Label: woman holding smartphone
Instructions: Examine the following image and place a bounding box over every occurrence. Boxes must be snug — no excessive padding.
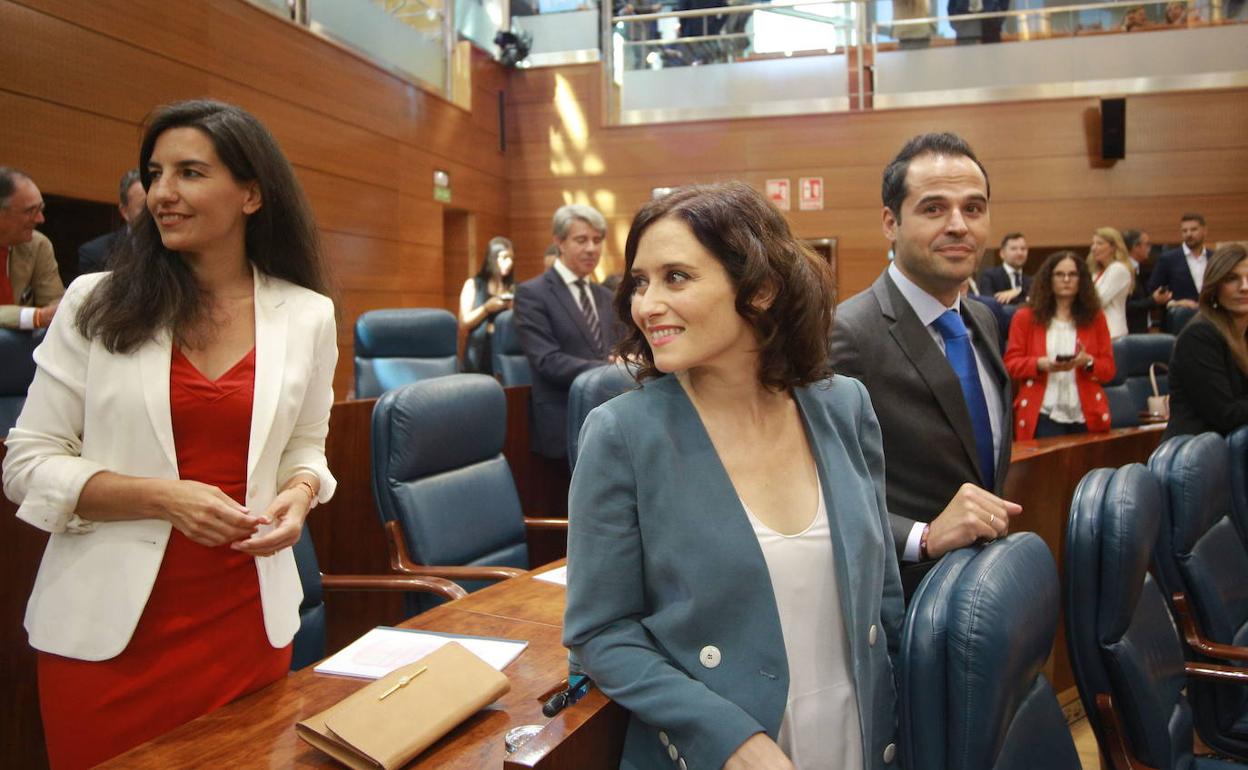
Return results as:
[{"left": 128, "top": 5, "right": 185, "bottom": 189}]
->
[
  {"left": 459, "top": 236, "right": 515, "bottom": 374},
  {"left": 1005, "top": 250, "right": 1116, "bottom": 439}
]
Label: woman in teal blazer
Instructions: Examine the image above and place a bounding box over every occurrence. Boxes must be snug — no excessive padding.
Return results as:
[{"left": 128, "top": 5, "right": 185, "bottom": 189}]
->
[{"left": 564, "top": 183, "right": 904, "bottom": 770}]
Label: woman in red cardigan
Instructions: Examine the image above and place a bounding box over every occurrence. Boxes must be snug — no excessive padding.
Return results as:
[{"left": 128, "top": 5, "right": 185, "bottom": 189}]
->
[{"left": 1005, "top": 250, "right": 1116, "bottom": 440}]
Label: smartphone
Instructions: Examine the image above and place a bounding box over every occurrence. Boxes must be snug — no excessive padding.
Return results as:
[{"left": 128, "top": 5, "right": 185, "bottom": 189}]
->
[
  {"left": 1055, "top": 353, "right": 1075, "bottom": 363},
  {"left": 497, "top": 292, "right": 514, "bottom": 301}
]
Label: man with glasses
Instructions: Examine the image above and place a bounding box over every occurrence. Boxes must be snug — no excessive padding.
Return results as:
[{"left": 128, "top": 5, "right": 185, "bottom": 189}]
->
[{"left": 0, "top": 168, "right": 63, "bottom": 330}]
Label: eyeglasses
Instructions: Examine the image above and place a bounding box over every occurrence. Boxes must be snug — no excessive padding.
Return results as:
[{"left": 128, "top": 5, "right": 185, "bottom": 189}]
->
[{"left": 2, "top": 201, "right": 45, "bottom": 220}]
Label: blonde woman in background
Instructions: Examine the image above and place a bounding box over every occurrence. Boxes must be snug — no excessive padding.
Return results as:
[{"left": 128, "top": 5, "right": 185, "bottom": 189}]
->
[{"left": 1088, "top": 226, "right": 1134, "bottom": 339}]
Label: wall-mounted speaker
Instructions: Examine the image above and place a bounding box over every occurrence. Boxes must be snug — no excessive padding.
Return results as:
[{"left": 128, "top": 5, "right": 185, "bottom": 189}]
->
[{"left": 1101, "top": 98, "right": 1126, "bottom": 160}]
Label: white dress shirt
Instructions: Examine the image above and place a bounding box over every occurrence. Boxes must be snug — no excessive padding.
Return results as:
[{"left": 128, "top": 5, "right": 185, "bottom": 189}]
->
[
  {"left": 1183, "top": 243, "right": 1209, "bottom": 292},
  {"left": 552, "top": 257, "right": 601, "bottom": 319}
]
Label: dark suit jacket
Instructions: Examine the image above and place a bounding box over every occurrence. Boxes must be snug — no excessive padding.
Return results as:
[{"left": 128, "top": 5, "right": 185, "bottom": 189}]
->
[
  {"left": 1149, "top": 247, "right": 1208, "bottom": 303},
  {"left": 1126, "top": 260, "right": 1156, "bottom": 334},
  {"left": 514, "top": 267, "right": 620, "bottom": 459},
  {"left": 830, "top": 271, "right": 1013, "bottom": 591},
  {"left": 76, "top": 229, "right": 124, "bottom": 275},
  {"left": 976, "top": 265, "right": 1032, "bottom": 305},
  {"left": 1163, "top": 314, "right": 1248, "bottom": 439}
]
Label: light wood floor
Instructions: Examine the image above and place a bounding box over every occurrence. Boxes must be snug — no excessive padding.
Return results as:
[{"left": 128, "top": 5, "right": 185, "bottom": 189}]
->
[{"left": 1071, "top": 716, "right": 1102, "bottom": 770}]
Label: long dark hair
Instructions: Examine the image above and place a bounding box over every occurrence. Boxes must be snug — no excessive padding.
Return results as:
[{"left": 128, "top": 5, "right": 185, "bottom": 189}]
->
[
  {"left": 1198, "top": 243, "right": 1248, "bottom": 377},
  {"left": 77, "top": 100, "right": 332, "bottom": 352},
  {"left": 614, "top": 182, "right": 834, "bottom": 391},
  {"left": 474, "top": 236, "right": 515, "bottom": 289},
  {"left": 1029, "top": 250, "right": 1101, "bottom": 327}
]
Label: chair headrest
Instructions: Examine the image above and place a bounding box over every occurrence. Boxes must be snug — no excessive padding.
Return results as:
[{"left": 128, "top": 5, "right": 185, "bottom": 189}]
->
[
  {"left": 1098, "top": 464, "right": 1163, "bottom": 642},
  {"left": 492, "top": 310, "right": 522, "bottom": 356},
  {"left": 0, "top": 329, "right": 39, "bottom": 394},
  {"left": 1167, "top": 432, "right": 1230, "bottom": 553},
  {"left": 1108, "top": 334, "right": 1176, "bottom": 385},
  {"left": 1229, "top": 426, "right": 1248, "bottom": 525},
  {"left": 372, "top": 374, "right": 505, "bottom": 481},
  {"left": 567, "top": 362, "right": 637, "bottom": 468},
  {"left": 354, "top": 309, "right": 457, "bottom": 358},
  {"left": 946, "top": 534, "right": 1060, "bottom": 768}
]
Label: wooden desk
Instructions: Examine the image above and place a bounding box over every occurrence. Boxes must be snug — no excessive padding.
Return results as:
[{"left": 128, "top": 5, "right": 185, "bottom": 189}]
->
[{"left": 102, "top": 562, "right": 626, "bottom": 769}]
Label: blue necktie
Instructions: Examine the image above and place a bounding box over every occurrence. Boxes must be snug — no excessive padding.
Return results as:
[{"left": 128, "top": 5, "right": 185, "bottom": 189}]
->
[{"left": 931, "top": 309, "right": 996, "bottom": 490}]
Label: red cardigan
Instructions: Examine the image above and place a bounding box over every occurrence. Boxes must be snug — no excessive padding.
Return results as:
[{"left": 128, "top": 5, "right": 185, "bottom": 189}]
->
[{"left": 1003, "top": 307, "right": 1116, "bottom": 440}]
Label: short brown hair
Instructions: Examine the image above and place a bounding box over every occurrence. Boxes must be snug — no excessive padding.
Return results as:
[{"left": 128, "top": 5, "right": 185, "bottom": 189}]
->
[{"left": 613, "top": 182, "right": 834, "bottom": 390}]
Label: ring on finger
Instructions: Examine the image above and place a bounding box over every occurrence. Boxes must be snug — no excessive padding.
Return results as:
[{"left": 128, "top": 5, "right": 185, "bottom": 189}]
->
[{"left": 989, "top": 513, "right": 996, "bottom": 526}]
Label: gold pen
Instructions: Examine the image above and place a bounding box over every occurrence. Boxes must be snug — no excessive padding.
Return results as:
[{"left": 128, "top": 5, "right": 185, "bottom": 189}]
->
[{"left": 378, "top": 666, "right": 427, "bottom": 701}]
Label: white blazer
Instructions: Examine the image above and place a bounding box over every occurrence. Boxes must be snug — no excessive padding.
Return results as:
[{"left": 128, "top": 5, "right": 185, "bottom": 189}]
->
[{"left": 3, "top": 269, "right": 338, "bottom": 661}]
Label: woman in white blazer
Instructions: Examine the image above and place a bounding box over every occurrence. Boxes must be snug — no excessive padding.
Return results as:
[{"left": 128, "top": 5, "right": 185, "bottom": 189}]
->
[
  {"left": 3, "top": 100, "right": 337, "bottom": 769},
  {"left": 565, "top": 183, "right": 903, "bottom": 770}
]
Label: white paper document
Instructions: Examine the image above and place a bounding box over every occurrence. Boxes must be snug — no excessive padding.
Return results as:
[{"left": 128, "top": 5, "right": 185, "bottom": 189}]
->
[
  {"left": 313, "top": 627, "right": 528, "bottom": 679},
  {"left": 533, "top": 565, "right": 568, "bottom": 586}
]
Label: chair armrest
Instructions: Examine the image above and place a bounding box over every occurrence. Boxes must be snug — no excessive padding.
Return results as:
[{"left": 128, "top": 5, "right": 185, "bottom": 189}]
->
[
  {"left": 320, "top": 573, "right": 468, "bottom": 602},
  {"left": 524, "top": 517, "right": 570, "bottom": 531},
  {"left": 1095, "top": 693, "right": 1160, "bottom": 770},
  {"left": 1185, "top": 662, "right": 1248, "bottom": 684},
  {"left": 1172, "top": 592, "right": 1248, "bottom": 662},
  {"left": 385, "top": 520, "right": 527, "bottom": 581}
]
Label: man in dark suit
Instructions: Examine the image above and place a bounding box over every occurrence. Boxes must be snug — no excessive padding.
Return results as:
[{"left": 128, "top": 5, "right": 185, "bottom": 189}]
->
[
  {"left": 831, "top": 132, "right": 1021, "bottom": 597},
  {"left": 515, "top": 203, "right": 621, "bottom": 461},
  {"left": 977, "top": 231, "right": 1032, "bottom": 305},
  {"left": 77, "top": 169, "right": 144, "bottom": 274},
  {"left": 1148, "top": 212, "right": 1212, "bottom": 308},
  {"left": 1122, "top": 228, "right": 1159, "bottom": 333}
]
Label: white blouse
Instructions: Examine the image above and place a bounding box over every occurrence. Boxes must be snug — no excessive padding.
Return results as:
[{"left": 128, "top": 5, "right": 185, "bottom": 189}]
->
[
  {"left": 1095, "top": 260, "right": 1133, "bottom": 339},
  {"left": 741, "top": 487, "right": 863, "bottom": 770},
  {"left": 1041, "top": 318, "right": 1085, "bottom": 424}
]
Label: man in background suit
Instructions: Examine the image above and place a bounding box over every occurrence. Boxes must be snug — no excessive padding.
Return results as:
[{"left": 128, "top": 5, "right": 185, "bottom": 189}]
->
[
  {"left": 1122, "top": 228, "right": 1159, "bottom": 333},
  {"left": 0, "top": 168, "right": 63, "bottom": 330},
  {"left": 515, "top": 204, "right": 621, "bottom": 461},
  {"left": 77, "top": 169, "right": 145, "bottom": 275},
  {"left": 1149, "top": 212, "right": 1211, "bottom": 308},
  {"left": 831, "top": 132, "right": 1021, "bottom": 597},
  {"left": 977, "top": 231, "right": 1032, "bottom": 305}
]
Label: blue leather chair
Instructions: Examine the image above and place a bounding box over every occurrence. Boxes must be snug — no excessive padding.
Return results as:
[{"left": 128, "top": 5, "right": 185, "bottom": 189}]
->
[
  {"left": 1165, "top": 305, "right": 1199, "bottom": 336},
  {"left": 901, "top": 533, "right": 1080, "bottom": 770},
  {"left": 1066, "top": 463, "right": 1248, "bottom": 770},
  {"left": 566, "top": 361, "right": 636, "bottom": 471},
  {"left": 290, "top": 527, "right": 466, "bottom": 670},
  {"left": 1146, "top": 434, "right": 1195, "bottom": 602},
  {"left": 490, "top": 309, "right": 531, "bottom": 387},
  {"left": 370, "top": 374, "right": 566, "bottom": 614},
  {"left": 1229, "top": 427, "right": 1248, "bottom": 546},
  {"left": 354, "top": 309, "right": 458, "bottom": 399},
  {"left": 1150, "top": 433, "right": 1248, "bottom": 759},
  {"left": 1104, "top": 334, "right": 1175, "bottom": 428},
  {"left": 0, "top": 329, "right": 40, "bottom": 436}
]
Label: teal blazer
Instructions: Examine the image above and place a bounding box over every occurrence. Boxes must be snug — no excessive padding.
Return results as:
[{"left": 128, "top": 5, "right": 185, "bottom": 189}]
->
[{"left": 564, "top": 374, "right": 904, "bottom": 770}]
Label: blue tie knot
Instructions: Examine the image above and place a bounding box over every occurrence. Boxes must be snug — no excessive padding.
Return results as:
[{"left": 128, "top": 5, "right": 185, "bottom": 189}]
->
[{"left": 931, "top": 309, "right": 969, "bottom": 341}]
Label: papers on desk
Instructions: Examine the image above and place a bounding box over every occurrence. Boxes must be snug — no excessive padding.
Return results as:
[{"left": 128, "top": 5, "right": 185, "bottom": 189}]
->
[
  {"left": 533, "top": 565, "right": 567, "bottom": 586},
  {"left": 314, "top": 627, "right": 528, "bottom": 680}
]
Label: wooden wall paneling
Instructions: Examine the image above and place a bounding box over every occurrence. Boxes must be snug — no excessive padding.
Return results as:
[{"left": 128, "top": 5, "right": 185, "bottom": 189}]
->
[
  {"left": 14, "top": 0, "right": 441, "bottom": 151},
  {"left": 0, "top": 91, "right": 139, "bottom": 204},
  {"left": 443, "top": 209, "right": 475, "bottom": 314}
]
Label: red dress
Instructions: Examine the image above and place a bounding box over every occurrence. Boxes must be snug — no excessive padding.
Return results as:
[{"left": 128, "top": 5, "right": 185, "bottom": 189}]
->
[{"left": 37, "top": 348, "right": 291, "bottom": 769}]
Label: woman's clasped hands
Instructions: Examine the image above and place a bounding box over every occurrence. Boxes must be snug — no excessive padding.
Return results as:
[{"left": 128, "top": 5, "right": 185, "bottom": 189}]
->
[{"left": 156, "top": 477, "right": 313, "bottom": 557}]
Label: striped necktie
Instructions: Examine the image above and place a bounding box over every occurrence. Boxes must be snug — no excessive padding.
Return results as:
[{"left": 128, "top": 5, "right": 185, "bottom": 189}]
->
[{"left": 574, "top": 279, "right": 603, "bottom": 355}]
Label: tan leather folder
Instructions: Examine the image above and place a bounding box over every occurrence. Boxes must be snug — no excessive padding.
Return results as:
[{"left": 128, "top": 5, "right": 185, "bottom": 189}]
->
[{"left": 296, "top": 641, "right": 511, "bottom": 769}]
